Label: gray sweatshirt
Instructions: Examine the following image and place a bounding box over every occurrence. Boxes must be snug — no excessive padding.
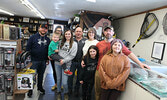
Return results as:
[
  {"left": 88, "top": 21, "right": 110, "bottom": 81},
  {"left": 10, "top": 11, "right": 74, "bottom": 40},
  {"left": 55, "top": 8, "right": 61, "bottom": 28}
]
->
[{"left": 55, "top": 41, "right": 78, "bottom": 65}]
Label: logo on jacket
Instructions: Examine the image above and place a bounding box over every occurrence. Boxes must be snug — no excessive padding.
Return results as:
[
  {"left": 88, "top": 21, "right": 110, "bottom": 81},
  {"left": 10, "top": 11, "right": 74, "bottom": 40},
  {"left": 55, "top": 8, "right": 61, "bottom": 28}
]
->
[{"left": 38, "top": 39, "right": 47, "bottom": 46}]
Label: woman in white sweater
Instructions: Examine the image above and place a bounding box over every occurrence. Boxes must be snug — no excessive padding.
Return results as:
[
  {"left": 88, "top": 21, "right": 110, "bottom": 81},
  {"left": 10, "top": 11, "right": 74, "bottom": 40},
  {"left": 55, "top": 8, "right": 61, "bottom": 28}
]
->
[{"left": 82, "top": 27, "right": 99, "bottom": 56}]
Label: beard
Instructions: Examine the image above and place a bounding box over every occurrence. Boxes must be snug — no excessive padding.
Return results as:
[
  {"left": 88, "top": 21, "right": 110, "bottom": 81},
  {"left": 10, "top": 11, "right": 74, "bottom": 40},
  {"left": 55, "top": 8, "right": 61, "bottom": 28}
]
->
[
  {"left": 40, "top": 32, "right": 46, "bottom": 36},
  {"left": 105, "top": 34, "right": 112, "bottom": 39},
  {"left": 39, "top": 30, "right": 46, "bottom": 36}
]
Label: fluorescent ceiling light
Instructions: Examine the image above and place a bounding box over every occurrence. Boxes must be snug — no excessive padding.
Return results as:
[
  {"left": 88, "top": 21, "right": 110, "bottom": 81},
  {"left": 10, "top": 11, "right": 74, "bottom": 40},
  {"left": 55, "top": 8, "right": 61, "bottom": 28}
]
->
[
  {"left": 86, "top": 0, "right": 96, "bottom": 3},
  {"left": 0, "top": 9, "right": 14, "bottom": 16},
  {"left": 20, "top": 0, "right": 45, "bottom": 19}
]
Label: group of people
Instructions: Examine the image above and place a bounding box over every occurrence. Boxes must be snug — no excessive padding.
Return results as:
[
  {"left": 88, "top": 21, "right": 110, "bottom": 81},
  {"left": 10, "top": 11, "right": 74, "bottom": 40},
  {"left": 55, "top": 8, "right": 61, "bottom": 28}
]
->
[{"left": 26, "top": 24, "right": 150, "bottom": 100}]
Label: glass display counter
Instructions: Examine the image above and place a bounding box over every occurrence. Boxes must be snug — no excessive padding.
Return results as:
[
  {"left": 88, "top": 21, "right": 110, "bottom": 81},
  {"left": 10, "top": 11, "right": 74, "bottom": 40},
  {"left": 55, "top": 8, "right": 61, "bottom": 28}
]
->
[{"left": 119, "top": 61, "right": 167, "bottom": 100}]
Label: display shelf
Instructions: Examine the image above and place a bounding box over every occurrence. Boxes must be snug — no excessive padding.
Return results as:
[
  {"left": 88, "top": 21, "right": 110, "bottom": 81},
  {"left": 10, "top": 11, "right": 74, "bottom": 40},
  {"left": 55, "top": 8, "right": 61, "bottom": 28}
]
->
[
  {"left": 14, "top": 90, "right": 29, "bottom": 94},
  {"left": 0, "top": 15, "right": 54, "bottom": 34},
  {"left": 0, "top": 39, "right": 20, "bottom": 42}
]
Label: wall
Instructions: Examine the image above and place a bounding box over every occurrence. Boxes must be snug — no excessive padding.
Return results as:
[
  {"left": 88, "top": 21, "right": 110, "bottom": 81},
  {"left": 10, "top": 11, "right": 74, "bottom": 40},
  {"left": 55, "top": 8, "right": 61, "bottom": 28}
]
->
[{"left": 117, "top": 8, "right": 167, "bottom": 65}]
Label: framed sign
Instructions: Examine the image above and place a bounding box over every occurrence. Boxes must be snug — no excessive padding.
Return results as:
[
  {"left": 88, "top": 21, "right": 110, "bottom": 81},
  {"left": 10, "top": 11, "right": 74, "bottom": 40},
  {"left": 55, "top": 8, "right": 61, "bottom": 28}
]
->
[
  {"left": 23, "top": 17, "right": 29, "bottom": 23},
  {"left": 151, "top": 42, "right": 166, "bottom": 60}
]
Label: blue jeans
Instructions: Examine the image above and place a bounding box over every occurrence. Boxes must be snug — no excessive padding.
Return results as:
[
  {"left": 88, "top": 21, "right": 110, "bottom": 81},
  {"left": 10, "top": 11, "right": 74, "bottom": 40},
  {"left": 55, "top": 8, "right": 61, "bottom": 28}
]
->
[
  {"left": 30, "top": 61, "right": 46, "bottom": 89},
  {"left": 55, "top": 63, "right": 68, "bottom": 93},
  {"left": 68, "top": 61, "right": 81, "bottom": 91}
]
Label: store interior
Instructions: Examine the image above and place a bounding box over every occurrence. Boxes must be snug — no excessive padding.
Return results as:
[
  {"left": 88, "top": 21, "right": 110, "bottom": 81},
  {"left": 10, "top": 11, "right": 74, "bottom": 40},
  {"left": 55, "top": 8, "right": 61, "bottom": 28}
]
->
[{"left": 0, "top": 0, "right": 167, "bottom": 100}]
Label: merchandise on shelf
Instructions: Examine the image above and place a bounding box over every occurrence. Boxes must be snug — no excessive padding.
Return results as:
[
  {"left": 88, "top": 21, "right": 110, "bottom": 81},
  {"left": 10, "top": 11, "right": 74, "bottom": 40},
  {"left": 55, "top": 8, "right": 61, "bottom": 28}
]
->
[
  {"left": 4, "top": 48, "right": 15, "bottom": 70},
  {"left": 3, "top": 24, "right": 10, "bottom": 40},
  {"left": 0, "top": 47, "right": 4, "bottom": 70},
  {"left": 5, "top": 73, "right": 14, "bottom": 96},
  {"left": 0, "top": 74, "right": 5, "bottom": 92},
  {"left": 0, "top": 24, "right": 2, "bottom": 39},
  {"left": 17, "top": 69, "right": 36, "bottom": 90}
]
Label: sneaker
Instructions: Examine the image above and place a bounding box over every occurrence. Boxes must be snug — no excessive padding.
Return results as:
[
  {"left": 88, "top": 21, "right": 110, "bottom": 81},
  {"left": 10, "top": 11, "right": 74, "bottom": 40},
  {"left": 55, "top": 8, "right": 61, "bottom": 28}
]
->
[
  {"left": 51, "top": 84, "right": 57, "bottom": 90},
  {"left": 64, "top": 93, "right": 69, "bottom": 100},
  {"left": 64, "top": 70, "right": 73, "bottom": 76},
  {"left": 27, "top": 90, "right": 33, "bottom": 97},
  {"left": 57, "top": 92, "right": 61, "bottom": 100},
  {"left": 38, "top": 88, "right": 45, "bottom": 94}
]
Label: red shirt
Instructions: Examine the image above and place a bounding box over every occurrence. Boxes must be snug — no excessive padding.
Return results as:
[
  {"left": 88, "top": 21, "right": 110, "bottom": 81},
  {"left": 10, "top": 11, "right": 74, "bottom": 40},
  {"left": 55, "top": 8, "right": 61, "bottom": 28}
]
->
[{"left": 96, "top": 40, "right": 131, "bottom": 70}]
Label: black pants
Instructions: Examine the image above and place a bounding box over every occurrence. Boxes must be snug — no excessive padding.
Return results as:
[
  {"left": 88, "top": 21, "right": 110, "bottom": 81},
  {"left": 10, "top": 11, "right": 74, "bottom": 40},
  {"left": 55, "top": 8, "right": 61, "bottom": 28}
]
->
[
  {"left": 82, "top": 81, "right": 94, "bottom": 100},
  {"left": 30, "top": 61, "right": 46, "bottom": 89},
  {"left": 68, "top": 61, "right": 81, "bottom": 91},
  {"left": 50, "top": 54, "right": 66, "bottom": 70},
  {"left": 100, "top": 88, "right": 121, "bottom": 100},
  {"left": 51, "top": 60, "right": 57, "bottom": 84}
]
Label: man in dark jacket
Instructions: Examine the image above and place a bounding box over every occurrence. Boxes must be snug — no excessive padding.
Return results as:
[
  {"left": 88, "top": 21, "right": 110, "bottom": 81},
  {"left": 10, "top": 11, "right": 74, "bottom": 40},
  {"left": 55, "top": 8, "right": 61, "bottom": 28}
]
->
[{"left": 26, "top": 24, "right": 50, "bottom": 96}]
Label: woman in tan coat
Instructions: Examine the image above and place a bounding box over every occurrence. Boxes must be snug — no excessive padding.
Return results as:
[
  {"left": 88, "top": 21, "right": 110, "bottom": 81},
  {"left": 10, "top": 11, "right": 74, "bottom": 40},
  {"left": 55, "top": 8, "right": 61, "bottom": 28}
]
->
[{"left": 99, "top": 39, "right": 130, "bottom": 100}]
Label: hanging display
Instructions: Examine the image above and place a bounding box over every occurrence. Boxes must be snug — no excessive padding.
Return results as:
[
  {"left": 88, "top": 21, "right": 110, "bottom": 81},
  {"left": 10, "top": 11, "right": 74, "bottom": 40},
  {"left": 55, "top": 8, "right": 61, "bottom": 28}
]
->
[
  {"left": 162, "top": 13, "right": 167, "bottom": 35},
  {"left": 132, "top": 12, "right": 159, "bottom": 48}
]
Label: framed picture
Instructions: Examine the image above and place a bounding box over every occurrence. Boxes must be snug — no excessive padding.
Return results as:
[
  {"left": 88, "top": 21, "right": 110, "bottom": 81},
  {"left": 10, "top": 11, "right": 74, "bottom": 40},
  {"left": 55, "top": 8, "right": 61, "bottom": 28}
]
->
[
  {"left": 23, "top": 17, "right": 29, "bottom": 23},
  {"left": 48, "top": 20, "right": 54, "bottom": 24},
  {"left": 34, "top": 20, "right": 38, "bottom": 24},
  {"left": 30, "top": 19, "right": 34, "bottom": 23},
  {"left": 151, "top": 42, "right": 166, "bottom": 60}
]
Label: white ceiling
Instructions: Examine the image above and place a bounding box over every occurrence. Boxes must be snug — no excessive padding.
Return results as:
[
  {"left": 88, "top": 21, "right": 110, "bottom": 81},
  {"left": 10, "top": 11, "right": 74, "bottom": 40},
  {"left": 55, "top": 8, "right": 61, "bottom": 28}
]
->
[{"left": 0, "top": 0, "right": 167, "bottom": 21}]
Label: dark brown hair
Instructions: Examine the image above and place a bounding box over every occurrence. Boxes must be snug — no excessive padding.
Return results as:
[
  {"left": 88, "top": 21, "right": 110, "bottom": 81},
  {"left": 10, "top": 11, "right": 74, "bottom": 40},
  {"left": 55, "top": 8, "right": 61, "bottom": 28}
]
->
[
  {"left": 83, "top": 45, "right": 99, "bottom": 63},
  {"left": 60, "top": 29, "right": 73, "bottom": 49}
]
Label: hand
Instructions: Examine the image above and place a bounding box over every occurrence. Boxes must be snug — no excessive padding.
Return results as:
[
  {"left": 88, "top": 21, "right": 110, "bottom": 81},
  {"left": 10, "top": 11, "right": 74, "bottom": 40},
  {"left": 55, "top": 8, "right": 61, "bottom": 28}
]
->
[
  {"left": 55, "top": 50, "right": 59, "bottom": 52},
  {"left": 60, "top": 59, "right": 64, "bottom": 65},
  {"left": 80, "top": 81, "right": 83, "bottom": 84},
  {"left": 139, "top": 63, "right": 151, "bottom": 69},
  {"left": 48, "top": 56, "right": 52, "bottom": 60},
  {"left": 81, "top": 60, "right": 85, "bottom": 68}
]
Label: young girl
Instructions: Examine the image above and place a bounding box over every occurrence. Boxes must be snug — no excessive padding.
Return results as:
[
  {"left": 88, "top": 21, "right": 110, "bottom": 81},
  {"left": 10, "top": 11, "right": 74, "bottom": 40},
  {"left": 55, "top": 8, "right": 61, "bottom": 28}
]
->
[
  {"left": 80, "top": 45, "right": 99, "bottom": 100},
  {"left": 99, "top": 39, "right": 131, "bottom": 100}
]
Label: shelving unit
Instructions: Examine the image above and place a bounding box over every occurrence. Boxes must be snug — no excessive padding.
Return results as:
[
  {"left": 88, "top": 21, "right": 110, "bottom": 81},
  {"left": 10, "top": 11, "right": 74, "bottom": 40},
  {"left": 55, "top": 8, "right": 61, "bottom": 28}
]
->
[
  {"left": 0, "top": 15, "right": 54, "bottom": 34},
  {"left": 0, "top": 39, "right": 30, "bottom": 100}
]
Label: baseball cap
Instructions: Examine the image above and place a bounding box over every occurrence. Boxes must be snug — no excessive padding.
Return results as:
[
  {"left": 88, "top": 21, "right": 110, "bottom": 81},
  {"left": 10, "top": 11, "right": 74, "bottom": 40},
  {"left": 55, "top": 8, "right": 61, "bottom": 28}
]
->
[
  {"left": 104, "top": 26, "right": 114, "bottom": 31},
  {"left": 40, "top": 24, "right": 48, "bottom": 29}
]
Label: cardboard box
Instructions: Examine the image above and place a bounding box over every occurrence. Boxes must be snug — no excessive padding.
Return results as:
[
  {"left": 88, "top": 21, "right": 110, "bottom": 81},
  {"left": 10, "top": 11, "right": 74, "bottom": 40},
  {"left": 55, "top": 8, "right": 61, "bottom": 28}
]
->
[{"left": 17, "top": 74, "right": 34, "bottom": 90}]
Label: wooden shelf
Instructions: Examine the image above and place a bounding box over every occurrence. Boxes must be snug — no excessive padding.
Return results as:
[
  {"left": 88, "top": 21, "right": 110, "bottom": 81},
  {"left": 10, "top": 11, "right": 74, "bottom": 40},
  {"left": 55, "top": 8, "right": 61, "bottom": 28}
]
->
[
  {"left": 14, "top": 89, "right": 29, "bottom": 94},
  {"left": 0, "top": 39, "right": 19, "bottom": 42}
]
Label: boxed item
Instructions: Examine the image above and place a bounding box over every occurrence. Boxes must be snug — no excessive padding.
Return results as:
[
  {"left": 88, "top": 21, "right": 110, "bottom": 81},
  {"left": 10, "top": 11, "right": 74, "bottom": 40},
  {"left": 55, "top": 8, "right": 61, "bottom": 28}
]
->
[
  {"left": 0, "top": 47, "right": 4, "bottom": 70},
  {"left": 9, "top": 27, "right": 18, "bottom": 40},
  {"left": 5, "top": 73, "right": 14, "bottom": 96},
  {"left": 17, "top": 74, "right": 33, "bottom": 90},
  {"left": 4, "top": 48, "right": 15, "bottom": 70},
  {"left": 17, "top": 69, "right": 35, "bottom": 90},
  {"left": 3, "top": 24, "right": 9, "bottom": 40},
  {"left": 0, "top": 92, "right": 6, "bottom": 100},
  {"left": 0, "top": 24, "right": 2, "bottom": 39}
]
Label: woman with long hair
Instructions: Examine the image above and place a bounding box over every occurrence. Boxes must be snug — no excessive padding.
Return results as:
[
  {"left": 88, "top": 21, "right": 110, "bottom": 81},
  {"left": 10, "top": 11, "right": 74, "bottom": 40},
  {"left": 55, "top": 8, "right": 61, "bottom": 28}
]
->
[{"left": 55, "top": 29, "right": 77, "bottom": 100}]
